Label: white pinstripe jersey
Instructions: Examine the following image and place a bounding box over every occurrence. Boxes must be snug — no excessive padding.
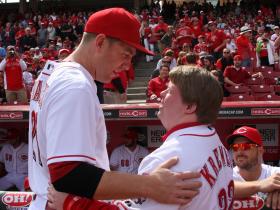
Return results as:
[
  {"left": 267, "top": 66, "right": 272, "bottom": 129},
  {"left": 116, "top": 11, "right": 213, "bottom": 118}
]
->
[
  {"left": 0, "top": 142, "right": 28, "bottom": 175},
  {"left": 110, "top": 145, "right": 149, "bottom": 174},
  {"left": 111, "top": 124, "right": 234, "bottom": 210},
  {"left": 28, "top": 61, "right": 109, "bottom": 210}
]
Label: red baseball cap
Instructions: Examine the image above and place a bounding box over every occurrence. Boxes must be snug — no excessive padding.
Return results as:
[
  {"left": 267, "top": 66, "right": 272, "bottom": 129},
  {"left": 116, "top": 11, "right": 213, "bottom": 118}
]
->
[
  {"left": 39, "top": 58, "right": 46, "bottom": 63},
  {"left": 234, "top": 55, "right": 242, "bottom": 61},
  {"left": 226, "top": 126, "right": 263, "bottom": 146},
  {"left": 84, "top": 8, "right": 154, "bottom": 56},
  {"left": 58, "top": 48, "right": 70, "bottom": 56}
]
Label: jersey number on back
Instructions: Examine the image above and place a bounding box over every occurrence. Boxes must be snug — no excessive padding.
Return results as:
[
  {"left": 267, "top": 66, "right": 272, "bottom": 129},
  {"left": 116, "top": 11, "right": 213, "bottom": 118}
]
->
[
  {"left": 218, "top": 180, "right": 234, "bottom": 210},
  {"left": 31, "top": 111, "right": 43, "bottom": 166}
]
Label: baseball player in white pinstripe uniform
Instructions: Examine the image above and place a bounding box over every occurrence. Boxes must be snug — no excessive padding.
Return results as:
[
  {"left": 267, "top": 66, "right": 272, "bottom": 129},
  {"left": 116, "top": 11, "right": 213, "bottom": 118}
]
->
[
  {"left": 110, "top": 128, "right": 149, "bottom": 174},
  {"left": 0, "top": 128, "right": 28, "bottom": 191}
]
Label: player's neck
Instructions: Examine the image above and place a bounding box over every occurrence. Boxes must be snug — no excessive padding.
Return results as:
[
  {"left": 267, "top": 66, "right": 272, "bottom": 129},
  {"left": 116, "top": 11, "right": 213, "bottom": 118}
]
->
[
  {"left": 238, "top": 164, "right": 262, "bottom": 181},
  {"left": 11, "top": 142, "right": 21, "bottom": 149},
  {"left": 126, "top": 145, "right": 137, "bottom": 152}
]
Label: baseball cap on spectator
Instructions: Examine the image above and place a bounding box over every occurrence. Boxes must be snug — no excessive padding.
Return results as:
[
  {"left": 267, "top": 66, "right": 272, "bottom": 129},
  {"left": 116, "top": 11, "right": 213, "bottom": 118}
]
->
[
  {"left": 58, "top": 48, "right": 70, "bottom": 56},
  {"left": 226, "top": 34, "right": 232, "bottom": 39},
  {"left": 4, "top": 128, "right": 20, "bottom": 140},
  {"left": 234, "top": 55, "right": 242, "bottom": 61},
  {"left": 84, "top": 8, "right": 154, "bottom": 56},
  {"left": 199, "top": 51, "right": 208, "bottom": 59},
  {"left": 28, "top": 21, "right": 33, "bottom": 25},
  {"left": 41, "top": 48, "right": 48, "bottom": 52},
  {"left": 39, "top": 58, "right": 46, "bottom": 63},
  {"left": 208, "top": 21, "right": 215, "bottom": 26},
  {"left": 165, "top": 49, "right": 174, "bottom": 57},
  {"left": 198, "top": 34, "right": 205, "bottom": 39},
  {"left": 240, "top": 26, "right": 251, "bottom": 35},
  {"left": 273, "top": 26, "right": 279, "bottom": 30},
  {"left": 226, "top": 126, "right": 263, "bottom": 146}
]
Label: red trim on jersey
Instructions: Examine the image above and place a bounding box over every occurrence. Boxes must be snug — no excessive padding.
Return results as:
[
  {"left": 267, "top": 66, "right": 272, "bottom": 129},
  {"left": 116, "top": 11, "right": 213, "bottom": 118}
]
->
[
  {"left": 179, "top": 130, "right": 216, "bottom": 137},
  {"left": 48, "top": 155, "right": 96, "bottom": 162},
  {"left": 161, "top": 122, "right": 202, "bottom": 141},
  {"left": 42, "top": 72, "right": 51, "bottom": 76},
  {"left": 48, "top": 162, "right": 80, "bottom": 182}
]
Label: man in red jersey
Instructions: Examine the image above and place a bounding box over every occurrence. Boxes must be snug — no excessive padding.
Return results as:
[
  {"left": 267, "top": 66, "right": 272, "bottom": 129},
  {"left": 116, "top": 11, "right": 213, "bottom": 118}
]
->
[
  {"left": 236, "top": 26, "right": 253, "bottom": 68},
  {"left": 0, "top": 45, "right": 28, "bottom": 103},
  {"left": 206, "top": 21, "right": 227, "bottom": 61}
]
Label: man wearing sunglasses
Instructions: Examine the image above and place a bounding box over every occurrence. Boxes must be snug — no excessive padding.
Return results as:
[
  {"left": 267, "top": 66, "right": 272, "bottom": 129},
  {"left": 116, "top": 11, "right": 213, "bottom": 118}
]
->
[{"left": 227, "top": 126, "right": 280, "bottom": 209}]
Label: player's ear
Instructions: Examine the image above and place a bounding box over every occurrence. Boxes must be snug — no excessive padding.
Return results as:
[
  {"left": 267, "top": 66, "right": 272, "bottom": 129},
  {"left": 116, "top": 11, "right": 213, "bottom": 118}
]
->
[
  {"left": 258, "top": 146, "right": 264, "bottom": 156},
  {"left": 94, "top": 34, "right": 107, "bottom": 51}
]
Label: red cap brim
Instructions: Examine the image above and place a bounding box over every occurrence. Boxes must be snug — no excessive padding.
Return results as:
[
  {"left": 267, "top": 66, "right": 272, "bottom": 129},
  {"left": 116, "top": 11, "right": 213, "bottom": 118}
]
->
[{"left": 122, "top": 39, "right": 155, "bottom": 56}]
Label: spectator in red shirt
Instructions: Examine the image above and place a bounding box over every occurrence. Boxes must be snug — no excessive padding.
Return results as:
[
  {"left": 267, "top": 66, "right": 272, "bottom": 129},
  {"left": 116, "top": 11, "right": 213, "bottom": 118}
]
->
[
  {"left": 0, "top": 45, "right": 28, "bottom": 103},
  {"left": 223, "top": 55, "right": 263, "bottom": 87},
  {"left": 193, "top": 35, "right": 209, "bottom": 55},
  {"left": 175, "top": 21, "right": 194, "bottom": 48},
  {"left": 190, "top": 17, "right": 202, "bottom": 45},
  {"left": 154, "top": 17, "right": 168, "bottom": 50},
  {"left": 206, "top": 21, "right": 227, "bottom": 61},
  {"left": 235, "top": 26, "right": 253, "bottom": 67},
  {"left": 28, "top": 22, "right": 37, "bottom": 37},
  {"left": 147, "top": 65, "right": 169, "bottom": 102},
  {"left": 15, "top": 24, "right": 25, "bottom": 45}
]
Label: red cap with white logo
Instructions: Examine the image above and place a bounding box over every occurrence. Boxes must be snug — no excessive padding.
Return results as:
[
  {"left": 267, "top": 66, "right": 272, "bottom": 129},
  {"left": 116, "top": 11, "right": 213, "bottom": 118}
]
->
[{"left": 226, "top": 126, "right": 263, "bottom": 146}]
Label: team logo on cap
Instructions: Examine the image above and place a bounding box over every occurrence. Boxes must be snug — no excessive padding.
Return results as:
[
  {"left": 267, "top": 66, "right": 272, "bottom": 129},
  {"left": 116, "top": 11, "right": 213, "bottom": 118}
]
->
[{"left": 236, "top": 127, "right": 248, "bottom": 134}]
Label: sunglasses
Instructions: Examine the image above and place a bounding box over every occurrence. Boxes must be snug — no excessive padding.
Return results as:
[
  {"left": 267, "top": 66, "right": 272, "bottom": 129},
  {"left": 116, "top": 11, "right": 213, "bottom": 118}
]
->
[
  {"left": 231, "top": 143, "right": 259, "bottom": 152},
  {"left": 223, "top": 51, "right": 230, "bottom": 54}
]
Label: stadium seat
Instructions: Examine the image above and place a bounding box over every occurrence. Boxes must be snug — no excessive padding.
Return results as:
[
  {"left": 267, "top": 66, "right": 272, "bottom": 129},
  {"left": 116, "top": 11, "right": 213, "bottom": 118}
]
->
[
  {"left": 250, "top": 57, "right": 257, "bottom": 70},
  {"left": 261, "top": 70, "right": 274, "bottom": 78},
  {"left": 255, "top": 94, "right": 280, "bottom": 101},
  {"left": 274, "top": 85, "right": 280, "bottom": 95},
  {"left": 241, "top": 66, "right": 253, "bottom": 74},
  {"left": 246, "top": 77, "right": 264, "bottom": 86},
  {"left": 223, "top": 94, "right": 255, "bottom": 101},
  {"left": 255, "top": 66, "right": 274, "bottom": 73},
  {"left": 264, "top": 77, "right": 278, "bottom": 85},
  {"left": 274, "top": 62, "right": 280, "bottom": 72},
  {"left": 251, "top": 85, "right": 274, "bottom": 97},
  {"left": 225, "top": 85, "right": 249, "bottom": 94}
]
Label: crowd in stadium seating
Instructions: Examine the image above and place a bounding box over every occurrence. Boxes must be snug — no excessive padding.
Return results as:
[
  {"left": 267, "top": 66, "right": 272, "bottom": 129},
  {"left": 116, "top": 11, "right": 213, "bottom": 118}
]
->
[
  {"left": 0, "top": 1, "right": 280, "bottom": 104},
  {"left": 143, "top": 0, "right": 280, "bottom": 102}
]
